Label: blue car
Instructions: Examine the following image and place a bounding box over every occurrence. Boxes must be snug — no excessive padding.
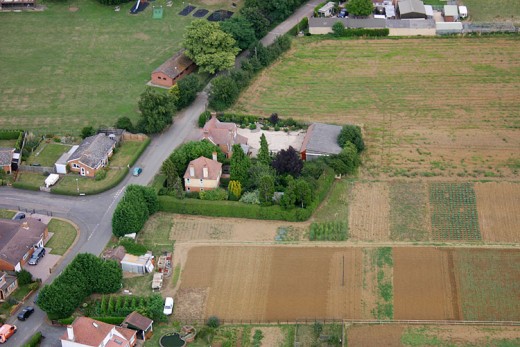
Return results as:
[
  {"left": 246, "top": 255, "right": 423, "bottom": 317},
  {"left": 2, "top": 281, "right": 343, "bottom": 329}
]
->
[{"left": 133, "top": 167, "right": 143, "bottom": 176}]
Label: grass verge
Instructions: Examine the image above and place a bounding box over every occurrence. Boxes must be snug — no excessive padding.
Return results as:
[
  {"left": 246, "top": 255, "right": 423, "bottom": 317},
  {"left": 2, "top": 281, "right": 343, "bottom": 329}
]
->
[{"left": 46, "top": 219, "right": 78, "bottom": 255}]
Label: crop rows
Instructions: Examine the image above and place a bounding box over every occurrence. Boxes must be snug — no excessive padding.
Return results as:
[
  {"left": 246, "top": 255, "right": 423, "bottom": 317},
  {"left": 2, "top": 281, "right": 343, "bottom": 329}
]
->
[{"left": 429, "top": 183, "right": 481, "bottom": 241}]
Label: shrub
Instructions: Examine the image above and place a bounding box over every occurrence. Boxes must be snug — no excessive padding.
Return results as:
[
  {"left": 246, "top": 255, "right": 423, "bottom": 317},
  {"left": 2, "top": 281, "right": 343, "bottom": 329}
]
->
[
  {"left": 199, "top": 188, "right": 228, "bottom": 201},
  {"left": 288, "top": 17, "right": 309, "bottom": 35},
  {"left": 23, "top": 332, "right": 42, "bottom": 347},
  {"left": 198, "top": 111, "right": 212, "bottom": 128},
  {"left": 332, "top": 22, "right": 346, "bottom": 37},
  {"left": 239, "top": 190, "right": 261, "bottom": 205},
  {"left": 249, "top": 123, "right": 257, "bottom": 130},
  {"left": 119, "top": 238, "right": 147, "bottom": 255},
  {"left": 114, "top": 117, "right": 135, "bottom": 133},
  {"left": 207, "top": 316, "right": 221, "bottom": 328},
  {"left": 112, "top": 185, "right": 158, "bottom": 237},
  {"left": 16, "top": 269, "right": 33, "bottom": 286},
  {"left": 95, "top": 0, "right": 131, "bottom": 6},
  {"left": 337, "top": 124, "right": 365, "bottom": 152},
  {"left": 94, "top": 169, "right": 107, "bottom": 181}
]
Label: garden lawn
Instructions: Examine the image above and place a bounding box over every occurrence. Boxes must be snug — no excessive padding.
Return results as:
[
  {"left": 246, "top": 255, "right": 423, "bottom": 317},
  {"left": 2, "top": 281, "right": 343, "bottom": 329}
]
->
[
  {"left": 0, "top": 140, "right": 17, "bottom": 147},
  {"left": 138, "top": 213, "right": 174, "bottom": 254},
  {"left": 122, "top": 273, "right": 153, "bottom": 297},
  {"left": 0, "top": 0, "right": 234, "bottom": 135},
  {"left": 15, "top": 172, "right": 46, "bottom": 190},
  {"left": 110, "top": 140, "right": 149, "bottom": 167},
  {"left": 26, "top": 143, "right": 71, "bottom": 167},
  {"left": 0, "top": 210, "right": 16, "bottom": 219},
  {"left": 461, "top": 0, "right": 520, "bottom": 23},
  {"left": 46, "top": 219, "right": 78, "bottom": 255},
  {"left": 52, "top": 168, "right": 127, "bottom": 195}
]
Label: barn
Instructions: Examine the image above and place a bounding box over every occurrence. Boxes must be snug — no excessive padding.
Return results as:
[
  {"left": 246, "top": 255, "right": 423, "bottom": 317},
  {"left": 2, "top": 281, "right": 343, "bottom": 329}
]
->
[
  {"left": 151, "top": 51, "right": 196, "bottom": 88},
  {"left": 397, "top": 0, "right": 426, "bottom": 19}
]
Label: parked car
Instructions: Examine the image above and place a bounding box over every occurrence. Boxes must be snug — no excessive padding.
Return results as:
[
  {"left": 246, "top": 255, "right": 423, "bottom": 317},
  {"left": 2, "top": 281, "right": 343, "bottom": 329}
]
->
[
  {"left": 17, "top": 306, "right": 35, "bottom": 321},
  {"left": 163, "top": 297, "right": 174, "bottom": 315},
  {"left": 13, "top": 212, "right": 25, "bottom": 220},
  {"left": 28, "top": 247, "right": 45, "bottom": 265},
  {"left": 339, "top": 8, "right": 347, "bottom": 17},
  {"left": 132, "top": 167, "right": 143, "bottom": 177},
  {"left": 0, "top": 324, "right": 17, "bottom": 343}
]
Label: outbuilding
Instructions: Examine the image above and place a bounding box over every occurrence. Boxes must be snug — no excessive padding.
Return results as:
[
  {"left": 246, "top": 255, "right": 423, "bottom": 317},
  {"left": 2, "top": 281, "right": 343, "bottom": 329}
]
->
[
  {"left": 458, "top": 5, "right": 468, "bottom": 19},
  {"left": 397, "top": 0, "right": 426, "bottom": 19},
  {"left": 443, "top": 5, "right": 459, "bottom": 22},
  {"left": 300, "top": 123, "right": 343, "bottom": 161},
  {"left": 318, "top": 2, "right": 336, "bottom": 17},
  {"left": 151, "top": 51, "right": 196, "bottom": 88},
  {"left": 121, "top": 253, "right": 154, "bottom": 274}
]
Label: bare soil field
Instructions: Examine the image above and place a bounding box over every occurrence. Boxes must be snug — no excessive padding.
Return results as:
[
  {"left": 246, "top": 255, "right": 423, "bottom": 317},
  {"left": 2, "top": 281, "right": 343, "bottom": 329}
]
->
[
  {"left": 393, "top": 248, "right": 460, "bottom": 320},
  {"left": 348, "top": 182, "right": 390, "bottom": 241},
  {"left": 475, "top": 182, "right": 520, "bottom": 243},
  {"left": 176, "top": 246, "right": 363, "bottom": 321},
  {"left": 347, "top": 324, "right": 520, "bottom": 346},
  {"left": 233, "top": 38, "right": 520, "bottom": 178},
  {"left": 453, "top": 249, "right": 520, "bottom": 321}
]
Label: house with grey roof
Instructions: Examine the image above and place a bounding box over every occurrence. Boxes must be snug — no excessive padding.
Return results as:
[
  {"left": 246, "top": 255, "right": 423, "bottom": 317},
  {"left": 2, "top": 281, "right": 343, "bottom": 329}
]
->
[
  {"left": 150, "top": 50, "right": 196, "bottom": 88},
  {"left": 67, "top": 133, "right": 116, "bottom": 177},
  {"left": 300, "top": 123, "right": 343, "bottom": 161},
  {"left": 397, "top": 0, "right": 426, "bottom": 19},
  {"left": 0, "top": 148, "right": 15, "bottom": 174}
]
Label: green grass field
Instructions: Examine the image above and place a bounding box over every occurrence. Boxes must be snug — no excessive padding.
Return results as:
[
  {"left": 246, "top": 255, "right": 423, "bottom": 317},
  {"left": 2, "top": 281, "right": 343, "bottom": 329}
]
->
[
  {"left": 46, "top": 218, "right": 78, "bottom": 255},
  {"left": 26, "top": 143, "right": 71, "bottom": 166},
  {"left": 390, "top": 182, "right": 429, "bottom": 241},
  {"left": 462, "top": 0, "right": 520, "bottom": 23},
  {"left": 0, "top": 0, "right": 231, "bottom": 135},
  {"left": 0, "top": 140, "right": 17, "bottom": 148}
]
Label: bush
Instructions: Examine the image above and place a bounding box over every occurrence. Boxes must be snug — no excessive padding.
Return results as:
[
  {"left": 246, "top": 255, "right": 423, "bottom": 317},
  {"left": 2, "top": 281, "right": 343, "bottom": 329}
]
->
[
  {"left": 209, "top": 75, "right": 240, "bottom": 111},
  {"left": 335, "top": 28, "right": 389, "bottom": 37},
  {"left": 337, "top": 125, "right": 365, "bottom": 152},
  {"left": 16, "top": 269, "right": 33, "bottom": 286},
  {"left": 332, "top": 22, "right": 346, "bottom": 37},
  {"left": 198, "top": 111, "right": 212, "bottom": 128},
  {"left": 199, "top": 188, "right": 228, "bottom": 201},
  {"left": 239, "top": 190, "right": 260, "bottom": 205},
  {"left": 95, "top": 0, "right": 131, "bottom": 6},
  {"left": 249, "top": 123, "right": 257, "bottom": 130},
  {"left": 94, "top": 169, "right": 107, "bottom": 181},
  {"left": 56, "top": 317, "right": 75, "bottom": 325},
  {"left": 90, "top": 316, "right": 126, "bottom": 325},
  {"left": 207, "top": 316, "right": 221, "bottom": 328},
  {"left": 23, "top": 332, "right": 42, "bottom": 347},
  {"left": 175, "top": 74, "right": 202, "bottom": 109},
  {"left": 112, "top": 185, "right": 158, "bottom": 237},
  {"left": 114, "top": 117, "right": 135, "bottom": 133},
  {"left": 119, "top": 238, "right": 147, "bottom": 256},
  {"left": 288, "top": 17, "right": 309, "bottom": 36}
]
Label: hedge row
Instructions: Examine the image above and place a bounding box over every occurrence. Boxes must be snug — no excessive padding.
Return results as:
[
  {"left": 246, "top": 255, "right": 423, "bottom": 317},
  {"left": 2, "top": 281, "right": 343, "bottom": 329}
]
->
[
  {"left": 159, "top": 167, "right": 335, "bottom": 222},
  {"left": 335, "top": 27, "right": 389, "bottom": 37},
  {"left": 0, "top": 129, "right": 24, "bottom": 150},
  {"left": 51, "top": 168, "right": 129, "bottom": 196},
  {"left": 23, "top": 332, "right": 42, "bottom": 347},
  {"left": 128, "top": 138, "right": 151, "bottom": 167},
  {"left": 288, "top": 17, "right": 309, "bottom": 36}
]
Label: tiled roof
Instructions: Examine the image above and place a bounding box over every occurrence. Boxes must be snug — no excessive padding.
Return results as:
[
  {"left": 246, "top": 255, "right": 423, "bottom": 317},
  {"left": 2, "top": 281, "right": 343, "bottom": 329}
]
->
[
  {"left": 153, "top": 51, "right": 194, "bottom": 79},
  {"left": 0, "top": 218, "right": 46, "bottom": 266},
  {"left": 184, "top": 156, "right": 222, "bottom": 180},
  {"left": 123, "top": 311, "right": 153, "bottom": 331},
  {"left": 67, "top": 134, "right": 115, "bottom": 169},
  {"left": 60, "top": 317, "right": 135, "bottom": 347},
  {"left": 300, "top": 123, "right": 343, "bottom": 155},
  {"left": 201, "top": 115, "right": 248, "bottom": 151},
  {"left": 0, "top": 148, "right": 14, "bottom": 166}
]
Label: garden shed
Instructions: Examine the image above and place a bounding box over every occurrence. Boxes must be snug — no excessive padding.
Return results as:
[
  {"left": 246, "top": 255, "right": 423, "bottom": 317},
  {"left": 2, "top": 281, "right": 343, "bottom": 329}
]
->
[
  {"left": 318, "top": 2, "right": 335, "bottom": 17},
  {"left": 121, "top": 253, "right": 154, "bottom": 274}
]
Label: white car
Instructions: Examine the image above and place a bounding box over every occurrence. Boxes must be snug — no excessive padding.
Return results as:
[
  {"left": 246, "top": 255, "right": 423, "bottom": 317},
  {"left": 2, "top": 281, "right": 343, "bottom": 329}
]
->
[{"left": 163, "top": 297, "right": 174, "bottom": 315}]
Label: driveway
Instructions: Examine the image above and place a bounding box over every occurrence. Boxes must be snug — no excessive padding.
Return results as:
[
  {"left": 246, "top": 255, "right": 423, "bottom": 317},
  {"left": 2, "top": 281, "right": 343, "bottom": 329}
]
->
[{"left": 23, "top": 250, "right": 61, "bottom": 283}]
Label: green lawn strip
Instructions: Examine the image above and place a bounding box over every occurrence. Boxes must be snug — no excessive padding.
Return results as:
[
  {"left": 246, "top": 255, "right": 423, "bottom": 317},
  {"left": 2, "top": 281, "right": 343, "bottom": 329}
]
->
[
  {"left": 14, "top": 172, "right": 46, "bottom": 190},
  {"left": 372, "top": 247, "right": 393, "bottom": 320},
  {"left": 110, "top": 140, "right": 149, "bottom": 167},
  {"left": 389, "top": 182, "right": 429, "bottom": 241},
  {"left": 0, "top": 139, "right": 17, "bottom": 147},
  {"left": 26, "top": 143, "right": 71, "bottom": 167},
  {"left": 0, "top": 210, "right": 16, "bottom": 219},
  {"left": 454, "top": 249, "right": 520, "bottom": 321},
  {"left": 137, "top": 213, "right": 174, "bottom": 254},
  {"left": 0, "top": 0, "right": 233, "bottom": 134},
  {"left": 51, "top": 168, "right": 128, "bottom": 195},
  {"left": 171, "top": 265, "right": 181, "bottom": 288},
  {"left": 46, "top": 219, "right": 78, "bottom": 255},
  {"left": 313, "top": 179, "right": 351, "bottom": 223}
]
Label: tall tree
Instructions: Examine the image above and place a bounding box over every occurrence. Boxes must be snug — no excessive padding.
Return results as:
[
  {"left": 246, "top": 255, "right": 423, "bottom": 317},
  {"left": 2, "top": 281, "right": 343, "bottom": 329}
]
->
[
  {"left": 272, "top": 146, "right": 303, "bottom": 177},
  {"left": 183, "top": 20, "right": 240, "bottom": 74},
  {"left": 293, "top": 179, "right": 313, "bottom": 208},
  {"left": 337, "top": 124, "right": 365, "bottom": 152},
  {"left": 228, "top": 180, "right": 242, "bottom": 200},
  {"left": 167, "top": 140, "right": 224, "bottom": 178},
  {"left": 230, "top": 144, "right": 251, "bottom": 186},
  {"left": 240, "top": 7, "right": 270, "bottom": 39},
  {"left": 209, "top": 75, "right": 240, "bottom": 111},
  {"left": 137, "top": 88, "right": 176, "bottom": 134},
  {"left": 175, "top": 74, "right": 202, "bottom": 109},
  {"left": 220, "top": 16, "right": 257, "bottom": 51},
  {"left": 346, "top": 0, "right": 374, "bottom": 17},
  {"left": 258, "top": 174, "right": 275, "bottom": 205},
  {"left": 257, "top": 133, "right": 271, "bottom": 166}
]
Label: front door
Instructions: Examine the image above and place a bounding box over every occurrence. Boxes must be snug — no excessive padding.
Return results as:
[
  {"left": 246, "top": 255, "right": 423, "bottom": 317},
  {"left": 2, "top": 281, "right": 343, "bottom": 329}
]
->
[{"left": 80, "top": 167, "right": 85, "bottom": 176}]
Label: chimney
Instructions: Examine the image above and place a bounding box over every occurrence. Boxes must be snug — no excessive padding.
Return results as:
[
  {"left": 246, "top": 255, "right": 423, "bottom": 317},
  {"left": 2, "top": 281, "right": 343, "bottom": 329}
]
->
[
  {"left": 67, "top": 325, "right": 75, "bottom": 341},
  {"left": 212, "top": 152, "right": 217, "bottom": 161},
  {"left": 189, "top": 165, "right": 195, "bottom": 177},
  {"left": 203, "top": 165, "right": 208, "bottom": 178}
]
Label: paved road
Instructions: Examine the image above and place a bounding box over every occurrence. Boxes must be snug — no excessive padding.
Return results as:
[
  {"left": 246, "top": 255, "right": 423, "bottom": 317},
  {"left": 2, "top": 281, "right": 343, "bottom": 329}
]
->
[{"left": 0, "top": 1, "right": 318, "bottom": 343}]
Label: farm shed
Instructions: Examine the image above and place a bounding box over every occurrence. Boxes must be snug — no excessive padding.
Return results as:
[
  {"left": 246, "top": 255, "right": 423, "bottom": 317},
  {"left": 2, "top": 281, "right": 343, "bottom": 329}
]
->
[
  {"left": 151, "top": 50, "right": 196, "bottom": 88},
  {"left": 443, "top": 5, "right": 459, "bottom": 22},
  {"left": 397, "top": 0, "right": 426, "bottom": 19},
  {"left": 387, "top": 18, "right": 436, "bottom": 36},
  {"left": 121, "top": 253, "right": 154, "bottom": 274},
  {"left": 300, "top": 123, "right": 343, "bottom": 161},
  {"left": 318, "top": 2, "right": 336, "bottom": 17},
  {"left": 436, "top": 21, "right": 462, "bottom": 34},
  {"left": 55, "top": 145, "right": 78, "bottom": 174}
]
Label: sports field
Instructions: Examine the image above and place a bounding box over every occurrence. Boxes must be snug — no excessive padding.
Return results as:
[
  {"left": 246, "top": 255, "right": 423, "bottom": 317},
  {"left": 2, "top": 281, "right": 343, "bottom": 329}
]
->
[
  {"left": 233, "top": 37, "right": 520, "bottom": 178},
  {"left": 0, "top": 0, "right": 230, "bottom": 134}
]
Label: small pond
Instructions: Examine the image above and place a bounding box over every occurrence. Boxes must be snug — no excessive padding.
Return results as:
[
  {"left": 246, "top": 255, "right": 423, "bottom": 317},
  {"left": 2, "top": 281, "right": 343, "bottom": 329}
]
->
[{"left": 160, "top": 333, "right": 186, "bottom": 347}]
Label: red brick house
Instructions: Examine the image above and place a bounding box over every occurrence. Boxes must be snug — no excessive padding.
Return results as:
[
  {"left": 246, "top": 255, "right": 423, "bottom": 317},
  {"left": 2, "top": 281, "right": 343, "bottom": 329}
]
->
[
  {"left": 61, "top": 317, "right": 137, "bottom": 347},
  {"left": 200, "top": 114, "right": 248, "bottom": 158},
  {"left": 0, "top": 148, "right": 14, "bottom": 174},
  {"left": 184, "top": 155, "right": 222, "bottom": 192},
  {"left": 67, "top": 134, "right": 116, "bottom": 178},
  {"left": 0, "top": 218, "right": 48, "bottom": 272},
  {"left": 151, "top": 51, "right": 196, "bottom": 88}
]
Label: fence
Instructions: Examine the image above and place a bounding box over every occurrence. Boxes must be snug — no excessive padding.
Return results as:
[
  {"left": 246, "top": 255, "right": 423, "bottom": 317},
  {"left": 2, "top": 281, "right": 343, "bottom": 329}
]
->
[
  {"left": 18, "top": 165, "right": 54, "bottom": 174},
  {"left": 122, "top": 132, "right": 148, "bottom": 141},
  {"left": 463, "top": 22, "right": 517, "bottom": 34}
]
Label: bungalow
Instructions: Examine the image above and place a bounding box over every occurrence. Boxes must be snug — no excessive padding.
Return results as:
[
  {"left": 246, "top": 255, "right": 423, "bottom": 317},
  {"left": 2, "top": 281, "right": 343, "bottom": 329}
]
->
[
  {"left": 200, "top": 114, "right": 248, "bottom": 158},
  {"left": 300, "top": 123, "right": 343, "bottom": 161},
  {"left": 67, "top": 134, "right": 116, "bottom": 177},
  {"left": 151, "top": 51, "right": 196, "bottom": 88},
  {"left": 122, "top": 311, "right": 154, "bottom": 341},
  {"left": 0, "top": 271, "right": 18, "bottom": 301},
  {"left": 0, "top": 148, "right": 14, "bottom": 174},
  {"left": 397, "top": 0, "right": 426, "bottom": 19},
  {"left": 184, "top": 155, "right": 222, "bottom": 192},
  {"left": 0, "top": 218, "right": 48, "bottom": 272},
  {"left": 61, "top": 317, "right": 137, "bottom": 347}
]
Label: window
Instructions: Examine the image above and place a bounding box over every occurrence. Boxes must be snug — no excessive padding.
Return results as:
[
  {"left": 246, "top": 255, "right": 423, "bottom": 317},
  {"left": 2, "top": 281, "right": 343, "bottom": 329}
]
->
[
  {"left": 72, "top": 163, "right": 80, "bottom": 169},
  {"left": 187, "top": 187, "right": 190, "bottom": 191},
  {"left": 200, "top": 179, "right": 203, "bottom": 183},
  {"left": 200, "top": 188, "right": 204, "bottom": 191},
  {"left": 186, "top": 178, "right": 190, "bottom": 184}
]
